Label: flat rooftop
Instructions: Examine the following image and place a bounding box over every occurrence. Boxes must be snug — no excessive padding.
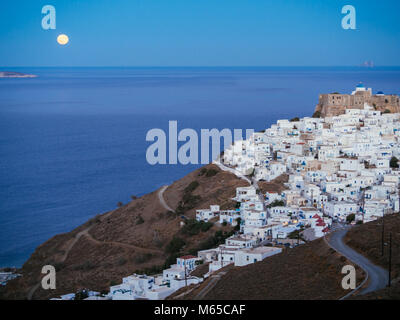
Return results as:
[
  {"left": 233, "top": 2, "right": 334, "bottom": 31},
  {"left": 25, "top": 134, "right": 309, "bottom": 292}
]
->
[{"left": 241, "top": 246, "right": 281, "bottom": 254}]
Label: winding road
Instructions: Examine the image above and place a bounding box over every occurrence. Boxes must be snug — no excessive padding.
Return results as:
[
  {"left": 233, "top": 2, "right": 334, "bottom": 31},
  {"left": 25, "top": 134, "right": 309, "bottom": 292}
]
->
[{"left": 327, "top": 226, "right": 388, "bottom": 297}]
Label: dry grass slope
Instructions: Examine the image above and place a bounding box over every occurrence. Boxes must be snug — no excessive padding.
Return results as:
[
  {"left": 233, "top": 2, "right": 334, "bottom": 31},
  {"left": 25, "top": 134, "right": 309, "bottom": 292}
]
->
[{"left": 172, "top": 238, "right": 364, "bottom": 300}]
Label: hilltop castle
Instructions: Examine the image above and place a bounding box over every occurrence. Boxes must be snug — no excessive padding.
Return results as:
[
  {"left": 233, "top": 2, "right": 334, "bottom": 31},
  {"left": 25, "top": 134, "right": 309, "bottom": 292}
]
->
[{"left": 315, "top": 83, "right": 400, "bottom": 117}]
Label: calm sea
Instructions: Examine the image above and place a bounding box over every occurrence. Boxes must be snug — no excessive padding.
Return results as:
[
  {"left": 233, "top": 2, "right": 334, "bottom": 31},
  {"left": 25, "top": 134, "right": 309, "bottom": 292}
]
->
[{"left": 1, "top": 67, "right": 400, "bottom": 267}]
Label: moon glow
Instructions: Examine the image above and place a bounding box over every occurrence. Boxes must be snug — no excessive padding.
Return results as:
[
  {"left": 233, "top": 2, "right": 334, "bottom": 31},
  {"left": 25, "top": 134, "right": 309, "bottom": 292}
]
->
[{"left": 57, "top": 34, "right": 69, "bottom": 45}]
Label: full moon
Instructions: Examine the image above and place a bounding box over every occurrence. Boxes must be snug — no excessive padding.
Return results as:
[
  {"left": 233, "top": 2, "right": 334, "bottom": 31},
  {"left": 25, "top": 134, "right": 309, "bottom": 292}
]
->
[{"left": 57, "top": 34, "right": 69, "bottom": 45}]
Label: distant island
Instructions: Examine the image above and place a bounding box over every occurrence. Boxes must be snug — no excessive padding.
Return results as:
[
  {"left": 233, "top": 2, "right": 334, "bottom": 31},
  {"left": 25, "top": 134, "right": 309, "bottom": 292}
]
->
[{"left": 0, "top": 71, "right": 37, "bottom": 78}]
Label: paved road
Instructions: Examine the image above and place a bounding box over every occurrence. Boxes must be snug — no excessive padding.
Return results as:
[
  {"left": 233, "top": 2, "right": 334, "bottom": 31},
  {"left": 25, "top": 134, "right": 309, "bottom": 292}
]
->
[
  {"left": 158, "top": 185, "right": 174, "bottom": 212},
  {"left": 327, "top": 226, "right": 388, "bottom": 295}
]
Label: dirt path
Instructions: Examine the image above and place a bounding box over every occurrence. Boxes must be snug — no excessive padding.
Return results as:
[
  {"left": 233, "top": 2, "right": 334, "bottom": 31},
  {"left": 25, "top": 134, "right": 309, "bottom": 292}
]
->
[
  {"left": 26, "top": 283, "right": 40, "bottom": 300},
  {"left": 158, "top": 185, "right": 174, "bottom": 212},
  {"left": 60, "top": 227, "right": 95, "bottom": 262},
  {"left": 83, "top": 229, "right": 163, "bottom": 254},
  {"left": 27, "top": 225, "right": 95, "bottom": 300},
  {"left": 27, "top": 211, "right": 162, "bottom": 300}
]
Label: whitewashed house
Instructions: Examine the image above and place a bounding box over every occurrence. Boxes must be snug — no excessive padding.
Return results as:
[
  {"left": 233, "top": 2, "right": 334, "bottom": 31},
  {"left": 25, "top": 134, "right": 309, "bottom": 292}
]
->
[
  {"left": 234, "top": 247, "right": 282, "bottom": 267},
  {"left": 325, "top": 201, "right": 359, "bottom": 220}
]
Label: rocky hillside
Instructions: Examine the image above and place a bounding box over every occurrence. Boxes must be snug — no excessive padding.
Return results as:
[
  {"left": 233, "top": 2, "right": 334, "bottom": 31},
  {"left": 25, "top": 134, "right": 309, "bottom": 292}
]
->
[{"left": 0, "top": 164, "right": 248, "bottom": 300}]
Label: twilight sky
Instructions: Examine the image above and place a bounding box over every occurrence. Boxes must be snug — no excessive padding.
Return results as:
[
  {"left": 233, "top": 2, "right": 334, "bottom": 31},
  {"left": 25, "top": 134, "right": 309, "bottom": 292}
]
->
[{"left": 1, "top": 0, "right": 400, "bottom": 67}]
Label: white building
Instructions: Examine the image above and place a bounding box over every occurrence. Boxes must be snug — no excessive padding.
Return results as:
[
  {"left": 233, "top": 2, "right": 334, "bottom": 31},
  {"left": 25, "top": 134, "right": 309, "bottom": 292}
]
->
[
  {"left": 325, "top": 201, "right": 359, "bottom": 220},
  {"left": 234, "top": 246, "right": 282, "bottom": 267}
]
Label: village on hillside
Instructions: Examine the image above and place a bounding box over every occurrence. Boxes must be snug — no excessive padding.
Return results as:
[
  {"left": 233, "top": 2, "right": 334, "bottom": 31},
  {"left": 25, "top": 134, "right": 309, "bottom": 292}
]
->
[{"left": 52, "top": 84, "right": 400, "bottom": 300}]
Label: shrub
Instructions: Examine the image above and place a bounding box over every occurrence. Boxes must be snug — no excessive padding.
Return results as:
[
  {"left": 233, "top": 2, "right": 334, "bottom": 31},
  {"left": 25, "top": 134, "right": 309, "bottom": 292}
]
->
[
  {"left": 184, "top": 181, "right": 199, "bottom": 194},
  {"left": 288, "top": 230, "right": 302, "bottom": 239},
  {"left": 177, "top": 194, "right": 202, "bottom": 212},
  {"left": 198, "top": 168, "right": 207, "bottom": 176},
  {"left": 312, "top": 111, "right": 321, "bottom": 118},
  {"left": 163, "top": 254, "right": 180, "bottom": 269},
  {"left": 180, "top": 219, "right": 213, "bottom": 236},
  {"left": 290, "top": 117, "right": 300, "bottom": 122},
  {"left": 133, "top": 253, "right": 153, "bottom": 264},
  {"left": 135, "top": 265, "right": 164, "bottom": 276},
  {"left": 346, "top": 214, "right": 355, "bottom": 223},
  {"left": 136, "top": 215, "right": 144, "bottom": 225},
  {"left": 267, "top": 200, "right": 285, "bottom": 208},
  {"left": 74, "top": 290, "right": 89, "bottom": 300},
  {"left": 188, "top": 229, "right": 234, "bottom": 255},
  {"left": 205, "top": 169, "right": 218, "bottom": 177},
  {"left": 390, "top": 156, "right": 399, "bottom": 168},
  {"left": 176, "top": 180, "right": 202, "bottom": 214},
  {"left": 54, "top": 262, "right": 65, "bottom": 272},
  {"left": 165, "top": 237, "right": 186, "bottom": 255},
  {"left": 234, "top": 218, "right": 241, "bottom": 231},
  {"left": 200, "top": 221, "right": 213, "bottom": 232}
]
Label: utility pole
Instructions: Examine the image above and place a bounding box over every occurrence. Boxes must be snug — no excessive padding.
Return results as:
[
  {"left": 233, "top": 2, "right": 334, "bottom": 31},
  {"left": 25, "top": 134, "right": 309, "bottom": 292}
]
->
[
  {"left": 398, "top": 187, "right": 400, "bottom": 214},
  {"left": 184, "top": 259, "right": 187, "bottom": 288},
  {"left": 388, "top": 232, "right": 392, "bottom": 287},
  {"left": 398, "top": 185, "right": 400, "bottom": 215},
  {"left": 361, "top": 188, "right": 365, "bottom": 224},
  {"left": 220, "top": 247, "right": 223, "bottom": 270},
  {"left": 311, "top": 188, "right": 314, "bottom": 208},
  {"left": 381, "top": 213, "right": 385, "bottom": 257}
]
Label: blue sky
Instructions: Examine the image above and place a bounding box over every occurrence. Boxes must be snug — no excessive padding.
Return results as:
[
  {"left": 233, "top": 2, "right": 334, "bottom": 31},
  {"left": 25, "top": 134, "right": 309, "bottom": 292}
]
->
[{"left": 1, "top": 0, "right": 400, "bottom": 67}]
